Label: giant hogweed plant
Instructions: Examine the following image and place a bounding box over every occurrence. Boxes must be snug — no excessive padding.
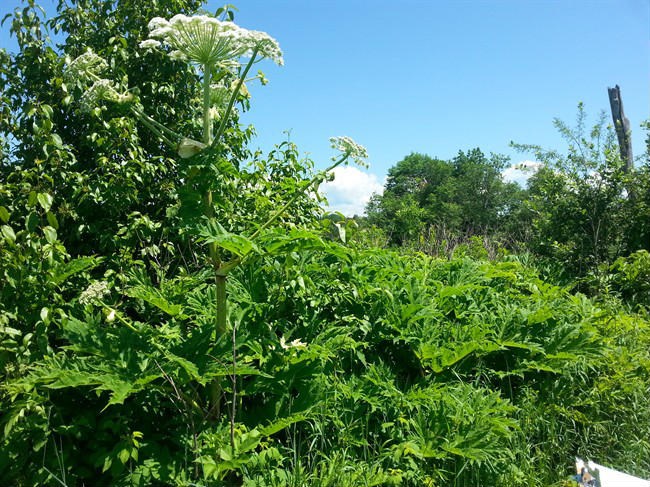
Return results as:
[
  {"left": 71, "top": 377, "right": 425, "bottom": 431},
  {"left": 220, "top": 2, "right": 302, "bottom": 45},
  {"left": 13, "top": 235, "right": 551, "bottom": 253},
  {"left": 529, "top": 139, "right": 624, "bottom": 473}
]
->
[
  {"left": 67, "top": 10, "right": 366, "bottom": 335},
  {"left": 6, "top": 7, "right": 368, "bottom": 484}
]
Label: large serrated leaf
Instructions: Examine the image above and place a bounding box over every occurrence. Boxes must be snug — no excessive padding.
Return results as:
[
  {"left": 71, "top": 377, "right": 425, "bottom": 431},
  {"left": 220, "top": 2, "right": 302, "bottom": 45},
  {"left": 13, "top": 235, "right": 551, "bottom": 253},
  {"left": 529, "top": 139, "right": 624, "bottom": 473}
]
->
[
  {"left": 163, "top": 351, "right": 200, "bottom": 381},
  {"left": 259, "top": 412, "right": 309, "bottom": 437},
  {"left": 105, "top": 380, "right": 137, "bottom": 407},
  {"left": 198, "top": 220, "right": 257, "bottom": 258},
  {"left": 125, "top": 285, "right": 183, "bottom": 317},
  {"left": 51, "top": 257, "right": 101, "bottom": 285},
  {"left": 418, "top": 342, "right": 480, "bottom": 373}
]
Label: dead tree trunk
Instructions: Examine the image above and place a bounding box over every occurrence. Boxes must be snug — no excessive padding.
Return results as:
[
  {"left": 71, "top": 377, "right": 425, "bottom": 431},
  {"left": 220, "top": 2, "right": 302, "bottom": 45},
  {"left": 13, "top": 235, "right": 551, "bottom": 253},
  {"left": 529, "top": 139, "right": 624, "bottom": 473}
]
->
[{"left": 608, "top": 85, "right": 634, "bottom": 172}]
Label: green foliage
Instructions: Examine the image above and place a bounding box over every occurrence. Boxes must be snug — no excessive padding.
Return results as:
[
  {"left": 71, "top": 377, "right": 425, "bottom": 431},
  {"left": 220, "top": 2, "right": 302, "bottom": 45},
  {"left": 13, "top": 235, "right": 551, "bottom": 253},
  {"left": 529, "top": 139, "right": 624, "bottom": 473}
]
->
[
  {"left": 366, "top": 150, "right": 525, "bottom": 249},
  {"left": 366, "top": 106, "right": 650, "bottom": 286},
  {"left": 1, "top": 2, "right": 649, "bottom": 487},
  {"left": 513, "top": 104, "right": 648, "bottom": 279},
  {"left": 586, "top": 250, "right": 650, "bottom": 309}
]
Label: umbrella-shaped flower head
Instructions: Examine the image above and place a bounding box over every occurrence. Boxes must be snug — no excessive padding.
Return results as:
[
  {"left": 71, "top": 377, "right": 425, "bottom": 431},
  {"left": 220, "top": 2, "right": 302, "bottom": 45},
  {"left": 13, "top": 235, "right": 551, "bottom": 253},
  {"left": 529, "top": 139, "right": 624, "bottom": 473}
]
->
[
  {"left": 330, "top": 136, "right": 369, "bottom": 168},
  {"left": 63, "top": 49, "right": 108, "bottom": 85},
  {"left": 140, "top": 14, "right": 283, "bottom": 67}
]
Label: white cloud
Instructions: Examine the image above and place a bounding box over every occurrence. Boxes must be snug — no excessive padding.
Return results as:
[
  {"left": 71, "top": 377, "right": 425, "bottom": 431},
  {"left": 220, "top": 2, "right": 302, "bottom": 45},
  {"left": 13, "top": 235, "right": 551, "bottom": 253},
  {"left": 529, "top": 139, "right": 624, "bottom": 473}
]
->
[
  {"left": 320, "top": 166, "right": 384, "bottom": 217},
  {"left": 502, "top": 160, "right": 543, "bottom": 186}
]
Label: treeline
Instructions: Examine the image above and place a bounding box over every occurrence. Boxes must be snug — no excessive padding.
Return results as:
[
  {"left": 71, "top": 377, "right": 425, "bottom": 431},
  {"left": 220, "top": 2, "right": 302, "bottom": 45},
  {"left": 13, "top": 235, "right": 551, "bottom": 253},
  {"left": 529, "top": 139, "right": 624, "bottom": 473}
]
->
[{"left": 363, "top": 111, "right": 650, "bottom": 285}]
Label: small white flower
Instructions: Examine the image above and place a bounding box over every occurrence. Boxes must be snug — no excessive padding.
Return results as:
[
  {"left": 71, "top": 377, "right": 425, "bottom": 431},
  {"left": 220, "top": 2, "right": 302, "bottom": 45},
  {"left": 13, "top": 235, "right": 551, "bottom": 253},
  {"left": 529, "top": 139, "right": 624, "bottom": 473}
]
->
[
  {"left": 241, "top": 30, "right": 284, "bottom": 66},
  {"left": 168, "top": 50, "right": 188, "bottom": 61},
  {"left": 79, "top": 281, "right": 110, "bottom": 306},
  {"left": 148, "top": 17, "right": 170, "bottom": 31},
  {"left": 279, "top": 336, "right": 307, "bottom": 350},
  {"left": 139, "top": 39, "right": 161, "bottom": 49},
  {"left": 79, "top": 79, "right": 133, "bottom": 113},
  {"left": 330, "top": 136, "right": 369, "bottom": 168}
]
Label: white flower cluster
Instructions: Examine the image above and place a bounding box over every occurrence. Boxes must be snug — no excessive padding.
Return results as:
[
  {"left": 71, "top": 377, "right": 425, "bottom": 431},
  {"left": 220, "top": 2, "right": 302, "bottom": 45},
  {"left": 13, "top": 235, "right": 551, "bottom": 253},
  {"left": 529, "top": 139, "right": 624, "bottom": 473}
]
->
[
  {"left": 79, "top": 280, "right": 110, "bottom": 306},
  {"left": 330, "top": 136, "right": 369, "bottom": 168},
  {"left": 139, "top": 14, "right": 283, "bottom": 67},
  {"left": 79, "top": 79, "right": 131, "bottom": 113},
  {"left": 280, "top": 336, "right": 307, "bottom": 350},
  {"left": 63, "top": 49, "right": 108, "bottom": 85},
  {"left": 64, "top": 50, "right": 133, "bottom": 113}
]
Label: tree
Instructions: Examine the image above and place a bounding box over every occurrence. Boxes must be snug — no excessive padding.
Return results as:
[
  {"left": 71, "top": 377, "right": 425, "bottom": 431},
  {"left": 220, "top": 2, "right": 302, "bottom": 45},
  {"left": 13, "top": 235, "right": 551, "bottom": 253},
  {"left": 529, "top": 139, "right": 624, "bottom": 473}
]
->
[
  {"left": 366, "top": 149, "right": 525, "bottom": 249},
  {"left": 513, "top": 104, "right": 645, "bottom": 278}
]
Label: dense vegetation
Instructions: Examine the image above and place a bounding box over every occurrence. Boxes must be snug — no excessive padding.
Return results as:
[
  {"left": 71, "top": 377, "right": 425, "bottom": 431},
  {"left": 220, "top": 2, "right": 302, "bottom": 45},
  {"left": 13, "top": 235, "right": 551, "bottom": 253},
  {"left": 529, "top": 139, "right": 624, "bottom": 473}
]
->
[
  {"left": 1, "top": 1, "right": 648, "bottom": 486},
  {"left": 366, "top": 110, "right": 650, "bottom": 283}
]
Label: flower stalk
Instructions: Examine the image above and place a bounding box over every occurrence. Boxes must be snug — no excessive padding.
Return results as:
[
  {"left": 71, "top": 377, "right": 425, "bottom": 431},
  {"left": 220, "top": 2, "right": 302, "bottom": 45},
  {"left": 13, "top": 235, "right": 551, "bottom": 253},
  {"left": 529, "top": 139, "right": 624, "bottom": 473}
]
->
[{"left": 202, "top": 66, "right": 213, "bottom": 146}]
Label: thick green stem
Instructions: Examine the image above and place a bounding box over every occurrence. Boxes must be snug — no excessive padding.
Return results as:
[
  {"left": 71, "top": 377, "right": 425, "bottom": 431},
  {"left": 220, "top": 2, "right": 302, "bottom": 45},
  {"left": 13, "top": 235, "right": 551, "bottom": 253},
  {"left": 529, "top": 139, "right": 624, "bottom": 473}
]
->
[
  {"left": 201, "top": 65, "right": 224, "bottom": 330},
  {"left": 215, "top": 275, "right": 227, "bottom": 335},
  {"left": 134, "top": 106, "right": 181, "bottom": 141},
  {"left": 201, "top": 63, "right": 229, "bottom": 423},
  {"left": 202, "top": 67, "right": 213, "bottom": 146},
  {"left": 200, "top": 52, "right": 271, "bottom": 428},
  {"left": 132, "top": 107, "right": 179, "bottom": 148},
  {"left": 211, "top": 48, "right": 259, "bottom": 151}
]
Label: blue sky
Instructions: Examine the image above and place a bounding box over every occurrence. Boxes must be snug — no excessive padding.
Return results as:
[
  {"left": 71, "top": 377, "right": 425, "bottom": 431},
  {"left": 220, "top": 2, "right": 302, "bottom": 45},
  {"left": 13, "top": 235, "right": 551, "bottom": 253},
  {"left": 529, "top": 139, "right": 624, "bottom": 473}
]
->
[{"left": 2, "top": 0, "right": 649, "bottom": 214}]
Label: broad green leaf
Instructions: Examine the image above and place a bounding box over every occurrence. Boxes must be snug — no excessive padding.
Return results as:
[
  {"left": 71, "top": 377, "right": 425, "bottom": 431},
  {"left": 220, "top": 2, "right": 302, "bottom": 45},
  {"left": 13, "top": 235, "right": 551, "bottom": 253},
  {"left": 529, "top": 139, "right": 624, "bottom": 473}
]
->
[
  {"left": 1, "top": 225, "right": 16, "bottom": 244},
  {"left": 1, "top": 326, "right": 21, "bottom": 337},
  {"left": 0, "top": 206, "right": 9, "bottom": 223},
  {"left": 46, "top": 211, "right": 59, "bottom": 229},
  {"left": 203, "top": 362, "right": 267, "bottom": 380},
  {"left": 42, "top": 226, "right": 57, "bottom": 244},
  {"left": 41, "top": 104, "right": 53, "bottom": 119},
  {"left": 118, "top": 448, "right": 131, "bottom": 465},
  {"left": 418, "top": 342, "right": 480, "bottom": 373},
  {"left": 218, "top": 447, "right": 233, "bottom": 462},
  {"left": 105, "top": 381, "right": 138, "bottom": 407},
  {"left": 37, "top": 193, "right": 53, "bottom": 213},
  {"left": 125, "top": 285, "right": 183, "bottom": 317},
  {"left": 498, "top": 340, "right": 543, "bottom": 354},
  {"left": 25, "top": 212, "right": 39, "bottom": 232},
  {"left": 237, "top": 429, "right": 261, "bottom": 453},
  {"left": 262, "top": 229, "right": 326, "bottom": 254},
  {"left": 199, "top": 220, "right": 257, "bottom": 258},
  {"left": 197, "top": 456, "right": 217, "bottom": 477},
  {"left": 50, "top": 133, "right": 63, "bottom": 148},
  {"left": 527, "top": 307, "right": 554, "bottom": 325},
  {"left": 259, "top": 412, "right": 309, "bottom": 437},
  {"left": 163, "top": 352, "right": 200, "bottom": 381}
]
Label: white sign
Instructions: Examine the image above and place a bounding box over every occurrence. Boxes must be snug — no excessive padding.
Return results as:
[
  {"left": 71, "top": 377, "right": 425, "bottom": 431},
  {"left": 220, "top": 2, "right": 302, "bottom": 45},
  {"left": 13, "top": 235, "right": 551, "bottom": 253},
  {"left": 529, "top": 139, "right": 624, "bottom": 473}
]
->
[{"left": 575, "top": 458, "right": 650, "bottom": 487}]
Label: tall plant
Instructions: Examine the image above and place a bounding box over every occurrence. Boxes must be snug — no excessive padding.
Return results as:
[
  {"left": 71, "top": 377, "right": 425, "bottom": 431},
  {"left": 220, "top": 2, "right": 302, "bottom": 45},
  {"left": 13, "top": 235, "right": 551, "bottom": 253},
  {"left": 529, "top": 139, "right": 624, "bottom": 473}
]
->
[{"left": 62, "top": 2, "right": 368, "bottom": 455}]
